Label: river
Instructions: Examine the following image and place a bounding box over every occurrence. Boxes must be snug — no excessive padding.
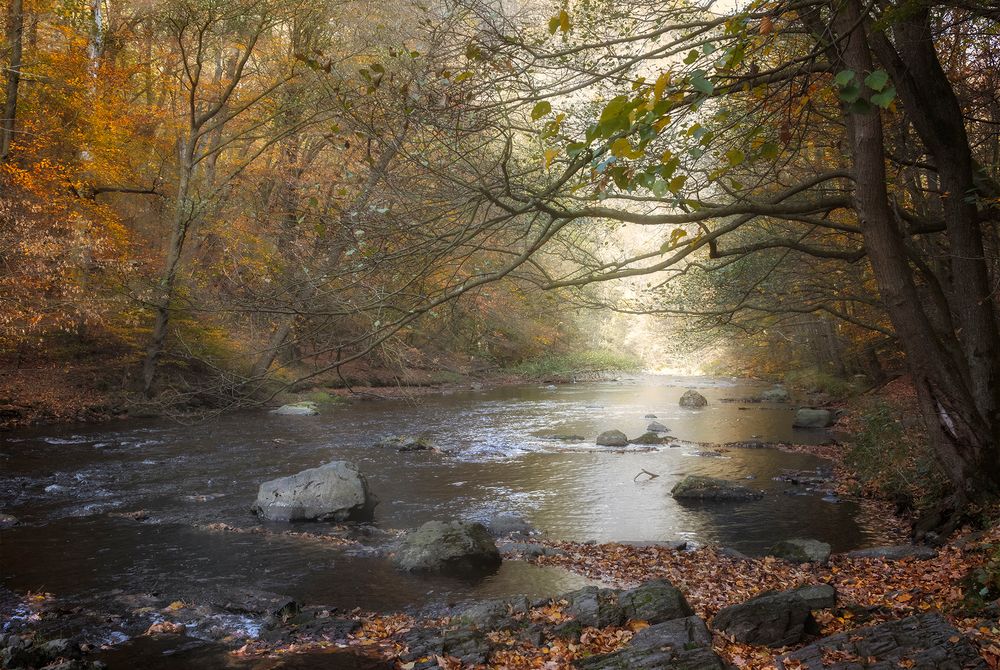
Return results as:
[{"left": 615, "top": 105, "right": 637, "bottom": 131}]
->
[{"left": 0, "top": 376, "right": 895, "bottom": 665}]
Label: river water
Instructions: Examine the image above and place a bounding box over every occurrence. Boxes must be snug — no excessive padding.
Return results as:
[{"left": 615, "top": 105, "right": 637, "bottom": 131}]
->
[{"left": 0, "top": 376, "right": 895, "bottom": 656}]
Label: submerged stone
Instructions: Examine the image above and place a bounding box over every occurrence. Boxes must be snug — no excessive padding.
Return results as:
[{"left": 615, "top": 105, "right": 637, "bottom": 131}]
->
[{"left": 671, "top": 475, "right": 763, "bottom": 501}]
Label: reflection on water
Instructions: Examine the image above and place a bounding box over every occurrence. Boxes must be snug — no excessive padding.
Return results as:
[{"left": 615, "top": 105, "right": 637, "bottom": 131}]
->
[{"left": 1, "top": 376, "right": 890, "bottom": 615}]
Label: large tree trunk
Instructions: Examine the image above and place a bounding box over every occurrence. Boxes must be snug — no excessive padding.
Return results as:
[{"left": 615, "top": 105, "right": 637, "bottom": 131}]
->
[
  {"left": 867, "top": 8, "right": 1000, "bottom": 432},
  {"left": 835, "top": 0, "right": 1000, "bottom": 504},
  {"left": 1, "top": 0, "right": 24, "bottom": 161}
]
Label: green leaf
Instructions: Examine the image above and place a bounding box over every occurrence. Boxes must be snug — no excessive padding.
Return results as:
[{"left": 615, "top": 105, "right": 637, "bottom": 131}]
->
[
  {"left": 871, "top": 86, "right": 896, "bottom": 108},
  {"left": 691, "top": 71, "right": 714, "bottom": 95},
  {"left": 849, "top": 98, "right": 872, "bottom": 114},
  {"left": 702, "top": 42, "right": 716, "bottom": 55},
  {"left": 684, "top": 50, "right": 700, "bottom": 65},
  {"left": 865, "top": 69, "right": 889, "bottom": 91},
  {"left": 530, "top": 100, "right": 552, "bottom": 120},
  {"left": 834, "top": 69, "right": 855, "bottom": 86},
  {"left": 760, "top": 142, "right": 780, "bottom": 159},
  {"left": 599, "top": 95, "right": 629, "bottom": 124},
  {"left": 668, "top": 175, "right": 687, "bottom": 193},
  {"left": 548, "top": 15, "right": 560, "bottom": 34},
  {"left": 838, "top": 83, "right": 861, "bottom": 103},
  {"left": 725, "top": 148, "right": 745, "bottom": 166}
]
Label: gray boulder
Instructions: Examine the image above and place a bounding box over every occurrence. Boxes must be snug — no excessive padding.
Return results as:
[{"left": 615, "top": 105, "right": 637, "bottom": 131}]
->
[
  {"left": 0, "top": 513, "right": 18, "bottom": 528},
  {"left": 392, "top": 520, "right": 501, "bottom": 574},
  {"left": 452, "top": 596, "right": 530, "bottom": 629},
  {"left": 679, "top": 389, "right": 708, "bottom": 408},
  {"left": 777, "top": 613, "right": 987, "bottom": 669},
  {"left": 793, "top": 408, "right": 834, "bottom": 429},
  {"left": 253, "top": 461, "right": 376, "bottom": 522},
  {"left": 846, "top": 545, "right": 937, "bottom": 561},
  {"left": 671, "top": 475, "right": 763, "bottom": 501},
  {"left": 713, "top": 584, "right": 835, "bottom": 647},
  {"left": 618, "top": 579, "right": 694, "bottom": 624},
  {"left": 760, "top": 386, "right": 790, "bottom": 402},
  {"left": 646, "top": 421, "right": 669, "bottom": 432},
  {"left": 768, "top": 538, "right": 831, "bottom": 563},
  {"left": 630, "top": 432, "right": 668, "bottom": 445},
  {"left": 270, "top": 401, "right": 319, "bottom": 416},
  {"left": 564, "top": 586, "right": 625, "bottom": 628},
  {"left": 596, "top": 430, "right": 629, "bottom": 447},
  {"left": 375, "top": 435, "right": 434, "bottom": 452},
  {"left": 577, "top": 616, "right": 725, "bottom": 670}
]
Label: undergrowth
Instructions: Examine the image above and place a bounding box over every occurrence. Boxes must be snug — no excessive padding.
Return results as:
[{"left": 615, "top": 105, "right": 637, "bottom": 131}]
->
[{"left": 509, "top": 349, "right": 643, "bottom": 378}]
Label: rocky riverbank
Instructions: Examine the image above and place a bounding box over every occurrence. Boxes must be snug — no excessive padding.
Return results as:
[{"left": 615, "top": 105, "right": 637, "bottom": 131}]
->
[{"left": 4, "top": 520, "right": 997, "bottom": 670}]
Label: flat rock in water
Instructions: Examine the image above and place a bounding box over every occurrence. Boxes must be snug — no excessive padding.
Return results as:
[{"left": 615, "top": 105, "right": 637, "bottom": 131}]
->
[
  {"left": 845, "top": 545, "right": 937, "bottom": 561},
  {"left": 270, "top": 401, "right": 319, "bottom": 416},
  {"left": 768, "top": 538, "right": 831, "bottom": 563},
  {"left": 679, "top": 389, "right": 708, "bottom": 408},
  {"left": 760, "top": 386, "right": 790, "bottom": 402},
  {"left": 253, "top": 460, "right": 376, "bottom": 522},
  {"left": 671, "top": 475, "right": 763, "bottom": 501},
  {"left": 793, "top": 408, "right": 834, "bottom": 429},
  {"left": 595, "top": 430, "right": 629, "bottom": 447},
  {"left": 577, "top": 616, "right": 725, "bottom": 670},
  {"left": 375, "top": 435, "right": 435, "bottom": 452},
  {"left": 646, "top": 421, "right": 669, "bottom": 432},
  {"left": 630, "top": 432, "right": 668, "bottom": 445},
  {"left": 776, "top": 613, "right": 988, "bottom": 669},
  {"left": 712, "top": 584, "right": 835, "bottom": 647},
  {"left": 392, "top": 520, "right": 501, "bottom": 574}
]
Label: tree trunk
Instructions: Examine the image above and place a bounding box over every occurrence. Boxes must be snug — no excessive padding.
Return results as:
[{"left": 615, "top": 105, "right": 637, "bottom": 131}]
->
[
  {"left": 835, "top": 0, "right": 1000, "bottom": 503},
  {"left": 142, "top": 141, "right": 196, "bottom": 397},
  {"left": 1, "top": 0, "right": 24, "bottom": 161}
]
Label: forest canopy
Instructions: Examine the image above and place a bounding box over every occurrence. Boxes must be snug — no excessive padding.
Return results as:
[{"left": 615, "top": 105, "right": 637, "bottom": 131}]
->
[{"left": 2, "top": 0, "right": 999, "bottom": 508}]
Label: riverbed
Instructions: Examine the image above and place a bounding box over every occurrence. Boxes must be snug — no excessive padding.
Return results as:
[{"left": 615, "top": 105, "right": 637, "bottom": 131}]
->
[{"left": 0, "top": 376, "right": 895, "bottom": 662}]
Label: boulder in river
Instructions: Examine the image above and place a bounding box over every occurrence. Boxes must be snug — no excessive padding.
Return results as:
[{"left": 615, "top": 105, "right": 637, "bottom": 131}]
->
[
  {"left": 760, "top": 386, "right": 790, "bottom": 402},
  {"left": 712, "top": 584, "right": 835, "bottom": 647},
  {"left": 679, "top": 389, "right": 708, "bottom": 408},
  {"left": 768, "top": 538, "right": 831, "bottom": 563},
  {"left": 0, "top": 513, "right": 18, "bottom": 528},
  {"left": 630, "top": 432, "right": 668, "bottom": 445},
  {"left": 776, "top": 613, "right": 988, "bottom": 669},
  {"left": 577, "top": 615, "right": 725, "bottom": 670},
  {"left": 392, "top": 520, "right": 501, "bottom": 574},
  {"left": 671, "top": 475, "right": 763, "bottom": 501},
  {"left": 792, "top": 407, "right": 834, "bottom": 429},
  {"left": 646, "top": 420, "right": 669, "bottom": 432},
  {"left": 595, "top": 430, "right": 629, "bottom": 447},
  {"left": 253, "top": 460, "right": 377, "bottom": 522},
  {"left": 845, "top": 545, "right": 937, "bottom": 561},
  {"left": 270, "top": 401, "right": 319, "bottom": 416},
  {"left": 375, "top": 435, "right": 435, "bottom": 452}
]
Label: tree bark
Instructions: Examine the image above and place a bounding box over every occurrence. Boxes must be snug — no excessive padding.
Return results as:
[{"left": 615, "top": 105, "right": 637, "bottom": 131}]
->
[
  {"left": 834, "top": 0, "right": 1000, "bottom": 502},
  {"left": 1, "top": 0, "right": 24, "bottom": 161}
]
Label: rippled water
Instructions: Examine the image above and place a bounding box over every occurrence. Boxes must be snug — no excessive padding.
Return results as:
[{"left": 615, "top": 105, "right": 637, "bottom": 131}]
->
[{"left": 1, "top": 376, "right": 892, "bottom": 621}]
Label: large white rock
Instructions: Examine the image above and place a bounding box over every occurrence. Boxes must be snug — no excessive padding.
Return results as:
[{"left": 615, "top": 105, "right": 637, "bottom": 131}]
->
[{"left": 253, "top": 461, "right": 377, "bottom": 522}]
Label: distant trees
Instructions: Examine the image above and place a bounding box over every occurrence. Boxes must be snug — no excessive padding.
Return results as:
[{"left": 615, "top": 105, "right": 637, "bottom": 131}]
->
[{"left": 446, "top": 0, "right": 1000, "bottom": 508}]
